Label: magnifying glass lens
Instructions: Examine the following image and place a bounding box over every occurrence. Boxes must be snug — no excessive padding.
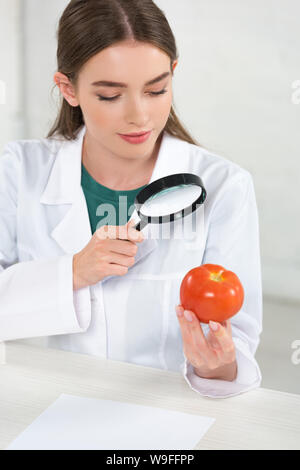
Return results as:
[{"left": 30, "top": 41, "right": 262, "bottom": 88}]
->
[{"left": 140, "top": 184, "right": 203, "bottom": 217}]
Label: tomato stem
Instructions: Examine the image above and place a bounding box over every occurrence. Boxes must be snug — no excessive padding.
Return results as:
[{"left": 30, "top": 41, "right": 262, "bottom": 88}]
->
[{"left": 210, "top": 272, "right": 223, "bottom": 282}]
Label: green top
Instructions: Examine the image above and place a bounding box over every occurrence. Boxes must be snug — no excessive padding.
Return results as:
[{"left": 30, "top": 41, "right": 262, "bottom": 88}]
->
[{"left": 81, "top": 163, "right": 147, "bottom": 234}]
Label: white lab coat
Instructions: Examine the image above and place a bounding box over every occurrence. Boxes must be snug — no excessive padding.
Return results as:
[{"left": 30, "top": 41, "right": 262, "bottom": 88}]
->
[{"left": 0, "top": 125, "right": 262, "bottom": 398}]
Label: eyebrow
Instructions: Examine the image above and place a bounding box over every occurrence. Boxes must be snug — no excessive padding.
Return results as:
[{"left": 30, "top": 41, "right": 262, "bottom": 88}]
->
[{"left": 91, "top": 71, "right": 170, "bottom": 88}]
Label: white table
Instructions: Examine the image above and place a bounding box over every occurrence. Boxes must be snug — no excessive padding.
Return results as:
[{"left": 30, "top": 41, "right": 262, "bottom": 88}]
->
[{"left": 1, "top": 341, "right": 299, "bottom": 450}]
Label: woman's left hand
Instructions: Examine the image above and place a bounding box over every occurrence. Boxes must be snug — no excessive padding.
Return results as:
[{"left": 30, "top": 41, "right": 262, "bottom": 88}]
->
[{"left": 175, "top": 305, "right": 237, "bottom": 381}]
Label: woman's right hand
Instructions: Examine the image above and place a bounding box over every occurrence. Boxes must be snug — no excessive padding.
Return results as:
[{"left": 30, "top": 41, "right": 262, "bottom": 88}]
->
[{"left": 72, "top": 220, "right": 144, "bottom": 290}]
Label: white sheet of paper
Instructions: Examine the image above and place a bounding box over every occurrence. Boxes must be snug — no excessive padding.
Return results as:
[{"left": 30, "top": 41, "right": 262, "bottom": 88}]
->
[{"left": 6, "top": 393, "right": 215, "bottom": 450}]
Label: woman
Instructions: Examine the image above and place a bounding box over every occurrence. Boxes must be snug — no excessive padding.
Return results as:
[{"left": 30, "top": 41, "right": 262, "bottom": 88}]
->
[{"left": 0, "top": 0, "right": 262, "bottom": 398}]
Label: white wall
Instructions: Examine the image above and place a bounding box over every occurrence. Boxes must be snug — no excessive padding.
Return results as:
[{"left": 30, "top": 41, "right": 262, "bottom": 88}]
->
[
  {"left": 21, "top": 0, "right": 68, "bottom": 139},
  {"left": 2, "top": 0, "right": 300, "bottom": 302},
  {"left": 0, "top": 0, "right": 25, "bottom": 147},
  {"left": 160, "top": 0, "right": 300, "bottom": 301}
]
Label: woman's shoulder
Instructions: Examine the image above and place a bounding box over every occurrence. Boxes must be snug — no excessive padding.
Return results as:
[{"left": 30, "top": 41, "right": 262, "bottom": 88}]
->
[
  {"left": 0, "top": 135, "right": 66, "bottom": 179},
  {"left": 169, "top": 134, "right": 253, "bottom": 190},
  {"left": 2, "top": 134, "right": 63, "bottom": 160},
  {"left": 168, "top": 134, "right": 255, "bottom": 215}
]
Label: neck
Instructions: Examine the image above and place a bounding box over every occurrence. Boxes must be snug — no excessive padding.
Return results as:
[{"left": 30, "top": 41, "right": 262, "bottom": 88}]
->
[{"left": 82, "top": 132, "right": 163, "bottom": 191}]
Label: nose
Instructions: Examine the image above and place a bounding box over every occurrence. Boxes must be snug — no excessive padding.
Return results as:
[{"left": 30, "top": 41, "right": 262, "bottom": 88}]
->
[{"left": 125, "top": 96, "right": 150, "bottom": 127}]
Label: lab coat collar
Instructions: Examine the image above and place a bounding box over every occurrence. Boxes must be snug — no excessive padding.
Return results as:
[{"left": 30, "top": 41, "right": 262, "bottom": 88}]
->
[
  {"left": 40, "top": 124, "right": 184, "bottom": 205},
  {"left": 40, "top": 125, "right": 86, "bottom": 206},
  {"left": 39, "top": 125, "right": 185, "bottom": 260}
]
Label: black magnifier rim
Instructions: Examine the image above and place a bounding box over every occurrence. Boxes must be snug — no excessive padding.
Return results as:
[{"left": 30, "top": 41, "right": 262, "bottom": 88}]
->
[{"left": 134, "top": 173, "right": 207, "bottom": 225}]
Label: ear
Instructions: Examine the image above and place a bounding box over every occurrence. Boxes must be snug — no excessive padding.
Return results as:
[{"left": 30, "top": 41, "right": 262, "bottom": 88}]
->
[
  {"left": 53, "top": 72, "right": 79, "bottom": 107},
  {"left": 172, "top": 60, "right": 178, "bottom": 72}
]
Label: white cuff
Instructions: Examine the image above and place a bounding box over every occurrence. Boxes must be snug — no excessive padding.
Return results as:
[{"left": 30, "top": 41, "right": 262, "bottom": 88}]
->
[
  {"left": 0, "top": 254, "right": 92, "bottom": 341},
  {"left": 182, "top": 337, "right": 262, "bottom": 398}
]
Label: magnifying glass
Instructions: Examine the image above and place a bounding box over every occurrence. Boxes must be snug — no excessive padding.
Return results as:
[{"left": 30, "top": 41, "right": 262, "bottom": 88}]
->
[{"left": 130, "top": 173, "right": 207, "bottom": 231}]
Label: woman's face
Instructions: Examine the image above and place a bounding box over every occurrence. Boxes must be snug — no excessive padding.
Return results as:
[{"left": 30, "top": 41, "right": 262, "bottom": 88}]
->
[{"left": 55, "top": 41, "right": 176, "bottom": 159}]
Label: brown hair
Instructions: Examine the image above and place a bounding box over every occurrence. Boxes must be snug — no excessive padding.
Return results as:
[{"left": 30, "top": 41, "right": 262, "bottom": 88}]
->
[{"left": 47, "top": 0, "right": 202, "bottom": 147}]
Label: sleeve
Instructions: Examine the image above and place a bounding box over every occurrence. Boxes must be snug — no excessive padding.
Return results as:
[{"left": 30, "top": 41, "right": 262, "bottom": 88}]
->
[
  {"left": 182, "top": 171, "right": 263, "bottom": 398},
  {"left": 0, "top": 143, "right": 92, "bottom": 341}
]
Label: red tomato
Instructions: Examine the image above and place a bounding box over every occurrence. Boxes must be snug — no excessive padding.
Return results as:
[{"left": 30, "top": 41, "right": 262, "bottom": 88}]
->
[{"left": 180, "top": 264, "right": 244, "bottom": 323}]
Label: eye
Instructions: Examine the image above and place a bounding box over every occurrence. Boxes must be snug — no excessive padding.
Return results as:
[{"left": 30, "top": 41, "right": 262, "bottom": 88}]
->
[{"left": 97, "top": 88, "right": 168, "bottom": 102}]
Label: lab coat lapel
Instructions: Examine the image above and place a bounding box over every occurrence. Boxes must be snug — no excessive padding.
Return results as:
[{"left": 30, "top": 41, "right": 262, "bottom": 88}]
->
[
  {"left": 40, "top": 126, "right": 92, "bottom": 254},
  {"left": 147, "top": 130, "right": 190, "bottom": 183}
]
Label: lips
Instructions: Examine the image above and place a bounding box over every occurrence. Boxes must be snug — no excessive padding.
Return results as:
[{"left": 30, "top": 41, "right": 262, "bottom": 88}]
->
[
  {"left": 119, "top": 130, "right": 152, "bottom": 144},
  {"left": 120, "top": 131, "right": 150, "bottom": 137}
]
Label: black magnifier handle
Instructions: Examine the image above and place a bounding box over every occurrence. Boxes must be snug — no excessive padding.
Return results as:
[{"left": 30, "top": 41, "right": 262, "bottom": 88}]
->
[
  {"left": 131, "top": 213, "right": 149, "bottom": 232},
  {"left": 134, "top": 220, "right": 146, "bottom": 232}
]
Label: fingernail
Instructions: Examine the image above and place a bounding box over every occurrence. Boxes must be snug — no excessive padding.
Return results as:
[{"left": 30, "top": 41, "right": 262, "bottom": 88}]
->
[
  {"left": 184, "top": 310, "right": 193, "bottom": 322},
  {"left": 209, "top": 320, "right": 219, "bottom": 331},
  {"left": 176, "top": 306, "right": 183, "bottom": 317}
]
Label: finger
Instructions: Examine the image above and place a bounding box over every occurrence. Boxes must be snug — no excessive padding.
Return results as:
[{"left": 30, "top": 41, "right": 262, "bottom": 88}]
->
[
  {"left": 176, "top": 306, "right": 212, "bottom": 362},
  {"left": 105, "top": 252, "right": 136, "bottom": 267},
  {"left": 223, "top": 319, "right": 232, "bottom": 336},
  {"left": 185, "top": 311, "right": 218, "bottom": 366},
  {"left": 206, "top": 328, "right": 223, "bottom": 351},
  {"left": 106, "top": 239, "right": 138, "bottom": 256},
  {"left": 175, "top": 305, "right": 194, "bottom": 349},
  {"left": 209, "top": 321, "right": 235, "bottom": 357},
  {"left": 96, "top": 222, "right": 143, "bottom": 243},
  {"left": 111, "top": 224, "right": 129, "bottom": 240},
  {"left": 96, "top": 225, "right": 119, "bottom": 240},
  {"left": 207, "top": 319, "right": 231, "bottom": 351},
  {"left": 126, "top": 220, "right": 145, "bottom": 242},
  {"left": 176, "top": 306, "right": 205, "bottom": 368}
]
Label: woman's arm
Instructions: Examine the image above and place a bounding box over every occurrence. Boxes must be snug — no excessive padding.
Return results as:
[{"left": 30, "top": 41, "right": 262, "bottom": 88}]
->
[
  {"left": 0, "top": 143, "right": 92, "bottom": 341},
  {"left": 179, "top": 170, "right": 263, "bottom": 398}
]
